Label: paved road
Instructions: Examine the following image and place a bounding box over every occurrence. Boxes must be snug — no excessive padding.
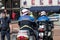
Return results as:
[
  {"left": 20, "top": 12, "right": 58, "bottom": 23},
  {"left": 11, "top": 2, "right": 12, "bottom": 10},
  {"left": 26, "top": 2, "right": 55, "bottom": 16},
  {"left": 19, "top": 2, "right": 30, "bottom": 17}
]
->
[{"left": 53, "top": 25, "right": 60, "bottom": 40}]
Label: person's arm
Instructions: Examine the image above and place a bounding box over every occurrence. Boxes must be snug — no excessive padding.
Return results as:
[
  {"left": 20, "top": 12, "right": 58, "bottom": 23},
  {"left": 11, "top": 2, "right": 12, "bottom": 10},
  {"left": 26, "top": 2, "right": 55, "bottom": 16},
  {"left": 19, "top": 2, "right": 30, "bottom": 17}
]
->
[
  {"left": 7, "top": 17, "right": 12, "bottom": 33},
  {"left": 0, "top": 18, "right": 2, "bottom": 24},
  {"left": 7, "top": 17, "right": 11, "bottom": 29},
  {"left": 8, "top": 17, "right": 11, "bottom": 23},
  {"left": 8, "top": 17, "right": 11, "bottom": 27},
  {"left": 18, "top": 17, "right": 21, "bottom": 26},
  {"left": 0, "top": 18, "right": 1, "bottom": 30}
]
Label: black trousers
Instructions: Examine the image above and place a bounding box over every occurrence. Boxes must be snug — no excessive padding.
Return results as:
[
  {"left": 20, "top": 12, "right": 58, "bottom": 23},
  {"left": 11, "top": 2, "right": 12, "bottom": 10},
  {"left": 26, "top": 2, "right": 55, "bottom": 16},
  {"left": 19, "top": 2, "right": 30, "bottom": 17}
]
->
[{"left": 1, "top": 30, "right": 10, "bottom": 40}]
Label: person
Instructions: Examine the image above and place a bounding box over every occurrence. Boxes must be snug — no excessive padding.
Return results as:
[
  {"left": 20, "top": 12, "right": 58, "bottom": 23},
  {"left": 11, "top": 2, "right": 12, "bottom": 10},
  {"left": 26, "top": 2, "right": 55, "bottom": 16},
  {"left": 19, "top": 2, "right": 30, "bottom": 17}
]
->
[
  {"left": 29, "top": 12, "right": 34, "bottom": 18},
  {"left": 37, "top": 11, "right": 50, "bottom": 28},
  {"left": 37, "top": 11, "right": 50, "bottom": 21},
  {"left": 18, "top": 9, "right": 38, "bottom": 40},
  {"left": 0, "top": 12, "right": 11, "bottom": 40},
  {"left": 11, "top": 11, "right": 16, "bottom": 20},
  {"left": 18, "top": 9, "right": 34, "bottom": 22},
  {"left": 37, "top": 11, "right": 50, "bottom": 29}
]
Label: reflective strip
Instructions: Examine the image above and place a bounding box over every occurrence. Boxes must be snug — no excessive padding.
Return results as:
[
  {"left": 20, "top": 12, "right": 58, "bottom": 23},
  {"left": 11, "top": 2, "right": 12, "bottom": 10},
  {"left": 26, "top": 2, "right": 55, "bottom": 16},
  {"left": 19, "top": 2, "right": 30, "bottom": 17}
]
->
[{"left": 20, "top": 25, "right": 34, "bottom": 31}]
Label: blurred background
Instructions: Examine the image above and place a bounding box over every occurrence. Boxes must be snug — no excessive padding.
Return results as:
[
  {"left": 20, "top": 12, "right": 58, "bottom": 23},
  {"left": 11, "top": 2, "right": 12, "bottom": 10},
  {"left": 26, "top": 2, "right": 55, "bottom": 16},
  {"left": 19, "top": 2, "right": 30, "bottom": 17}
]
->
[{"left": 0, "top": 0, "right": 60, "bottom": 40}]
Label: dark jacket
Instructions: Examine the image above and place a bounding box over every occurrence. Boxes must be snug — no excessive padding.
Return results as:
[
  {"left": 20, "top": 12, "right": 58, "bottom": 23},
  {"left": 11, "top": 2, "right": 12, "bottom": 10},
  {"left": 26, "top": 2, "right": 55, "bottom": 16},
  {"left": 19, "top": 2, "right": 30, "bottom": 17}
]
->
[{"left": 0, "top": 17, "right": 11, "bottom": 31}]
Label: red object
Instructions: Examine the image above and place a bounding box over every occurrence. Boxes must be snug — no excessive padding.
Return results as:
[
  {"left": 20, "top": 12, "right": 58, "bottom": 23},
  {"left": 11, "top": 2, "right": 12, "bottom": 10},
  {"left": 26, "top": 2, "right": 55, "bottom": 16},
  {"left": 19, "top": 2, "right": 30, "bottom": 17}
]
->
[
  {"left": 11, "top": 12, "right": 16, "bottom": 20},
  {"left": 31, "top": 0, "right": 35, "bottom": 5},
  {"left": 19, "top": 36, "right": 28, "bottom": 40},
  {"left": 39, "top": 28, "right": 44, "bottom": 32},
  {"left": 49, "top": 0, "right": 52, "bottom": 5},
  {"left": 58, "top": 0, "right": 60, "bottom": 4}
]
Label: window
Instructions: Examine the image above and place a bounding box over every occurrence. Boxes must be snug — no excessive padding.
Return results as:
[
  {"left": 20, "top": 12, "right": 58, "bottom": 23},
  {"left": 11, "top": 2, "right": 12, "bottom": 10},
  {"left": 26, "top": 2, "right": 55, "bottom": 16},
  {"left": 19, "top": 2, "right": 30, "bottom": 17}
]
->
[
  {"left": 12, "top": 1, "right": 20, "bottom": 8},
  {"left": 58, "top": 0, "right": 60, "bottom": 4},
  {"left": 6, "top": 0, "right": 11, "bottom": 8},
  {"left": 49, "top": 0, "right": 52, "bottom": 5},
  {"left": 0, "top": 2, "right": 3, "bottom": 7},
  {"left": 31, "top": 0, "right": 35, "bottom": 5},
  {"left": 12, "top": 0, "right": 20, "bottom": 8},
  {"left": 1, "top": 0, "right": 11, "bottom": 8},
  {"left": 0, "top": 0, "right": 3, "bottom": 8},
  {"left": 0, "top": 0, "right": 2, "bottom": 1},
  {"left": 0, "top": 0, "right": 20, "bottom": 20},
  {"left": 40, "top": 0, "right": 43, "bottom": 5}
]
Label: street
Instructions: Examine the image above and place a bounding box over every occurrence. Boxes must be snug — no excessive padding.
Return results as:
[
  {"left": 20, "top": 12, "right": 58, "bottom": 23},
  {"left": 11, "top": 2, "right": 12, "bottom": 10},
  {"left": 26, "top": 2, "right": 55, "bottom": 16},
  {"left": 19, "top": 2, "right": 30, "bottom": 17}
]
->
[
  {"left": 53, "top": 25, "right": 60, "bottom": 40},
  {"left": 0, "top": 0, "right": 60, "bottom": 40},
  {"left": 0, "top": 24, "right": 60, "bottom": 40}
]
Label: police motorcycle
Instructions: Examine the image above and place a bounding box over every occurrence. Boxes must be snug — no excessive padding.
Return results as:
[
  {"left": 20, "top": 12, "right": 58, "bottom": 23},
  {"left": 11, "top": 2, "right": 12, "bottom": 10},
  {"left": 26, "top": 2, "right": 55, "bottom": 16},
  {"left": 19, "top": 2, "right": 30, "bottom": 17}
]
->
[
  {"left": 17, "top": 20, "right": 36, "bottom": 40},
  {"left": 37, "top": 21, "right": 54, "bottom": 40}
]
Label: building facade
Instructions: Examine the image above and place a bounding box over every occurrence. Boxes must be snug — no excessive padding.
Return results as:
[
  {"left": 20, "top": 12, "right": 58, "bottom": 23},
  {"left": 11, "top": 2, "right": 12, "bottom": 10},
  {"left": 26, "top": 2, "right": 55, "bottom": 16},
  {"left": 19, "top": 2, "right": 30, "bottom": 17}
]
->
[
  {"left": 0, "top": 0, "right": 20, "bottom": 20},
  {"left": 20, "top": 0, "right": 60, "bottom": 8},
  {"left": 0, "top": 0, "right": 20, "bottom": 13}
]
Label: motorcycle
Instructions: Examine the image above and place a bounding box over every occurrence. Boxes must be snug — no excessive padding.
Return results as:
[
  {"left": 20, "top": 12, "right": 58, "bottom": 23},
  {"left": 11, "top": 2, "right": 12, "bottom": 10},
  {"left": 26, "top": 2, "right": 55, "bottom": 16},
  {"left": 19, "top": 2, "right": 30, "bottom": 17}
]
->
[
  {"left": 17, "top": 20, "right": 36, "bottom": 40},
  {"left": 47, "top": 21, "right": 54, "bottom": 40},
  {"left": 38, "top": 21, "right": 53, "bottom": 40}
]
